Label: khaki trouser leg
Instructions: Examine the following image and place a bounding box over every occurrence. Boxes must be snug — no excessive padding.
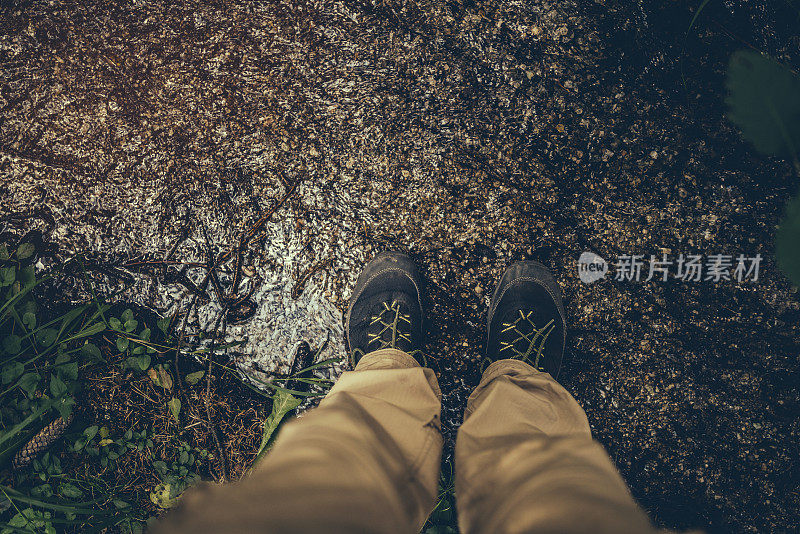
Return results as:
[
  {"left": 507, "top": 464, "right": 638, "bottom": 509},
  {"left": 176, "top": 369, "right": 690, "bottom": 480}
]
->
[
  {"left": 455, "top": 359, "right": 657, "bottom": 534},
  {"left": 158, "top": 348, "right": 443, "bottom": 534}
]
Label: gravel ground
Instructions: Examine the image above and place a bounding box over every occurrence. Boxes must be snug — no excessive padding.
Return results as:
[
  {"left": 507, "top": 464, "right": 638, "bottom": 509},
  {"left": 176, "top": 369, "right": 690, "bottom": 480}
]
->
[{"left": 2, "top": 0, "right": 799, "bottom": 531}]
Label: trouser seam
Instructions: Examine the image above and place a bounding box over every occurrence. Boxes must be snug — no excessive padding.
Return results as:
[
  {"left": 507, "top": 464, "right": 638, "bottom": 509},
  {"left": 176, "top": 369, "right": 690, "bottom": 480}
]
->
[{"left": 409, "top": 417, "right": 442, "bottom": 475}]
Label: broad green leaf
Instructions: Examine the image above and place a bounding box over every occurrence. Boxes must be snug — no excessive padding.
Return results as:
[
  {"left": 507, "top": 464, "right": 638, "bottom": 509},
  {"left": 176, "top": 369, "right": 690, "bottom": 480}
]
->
[
  {"left": 38, "top": 328, "right": 58, "bottom": 347},
  {"left": 22, "top": 311, "right": 36, "bottom": 330},
  {"left": 109, "top": 317, "right": 122, "bottom": 330},
  {"left": 184, "top": 370, "right": 205, "bottom": 385},
  {"left": 152, "top": 460, "right": 167, "bottom": 475},
  {"left": 0, "top": 244, "right": 8, "bottom": 260},
  {"left": 57, "top": 362, "right": 78, "bottom": 381},
  {"left": 6, "top": 508, "right": 35, "bottom": 528},
  {"left": 0, "top": 266, "right": 14, "bottom": 286},
  {"left": 168, "top": 397, "right": 181, "bottom": 425},
  {"left": 49, "top": 374, "right": 67, "bottom": 398},
  {"left": 55, "top": 396, "right": 75, "bottom": 420},
  {"left": 58, "top": 482, "right": 83, "bottom": 499},
  {"left": 2, "top": 335, "right": 21, "bottom": 355},
  {"left": 726, "top": 50, "right": 800, "bottom": 158},
  {"left": 83, "top": 426, "right": 99, "bottom": 441},
  {"left": 116, "top": 337, "right": 129, "bottom": 352},
  {"left": 73, "top": 436, "right": 89, "bottom": 451},
  {"left": 253, "top": 390, "right": 301, "bottom": 464},
  {"left": 136, "top": 353, "right": 151, "bottom": 371},
  {"left": 59, "top": 362, "right": 78, "bottom": 381},
  {"left": 18, "top": 266, "right": 35, "bottom": 287},
  {"left": 777, "top": 191, "right": 800, "bottom": 285},
  {"left": 1, "top": 362, "right": 24, "bottom": 384},
  {"left": 157, "top": 316, "right": 171, "bottom": 335},
  {"left": 139, "top": 327, "right": 151, "bottom": 342},
  {"left": 16, "top": 243, "right": 35, "bottom": 260},
  {"left": 81, "top": 343, "right": 102, "bottom": 362},
  {"left": 17, "top": 372, "right": 41, "bottom": 397}
]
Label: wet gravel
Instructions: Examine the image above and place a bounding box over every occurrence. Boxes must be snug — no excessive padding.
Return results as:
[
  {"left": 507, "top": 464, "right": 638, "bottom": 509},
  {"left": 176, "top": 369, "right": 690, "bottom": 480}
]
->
[{"left": 2, "top": 0, "right": 799, "bottom": 531}]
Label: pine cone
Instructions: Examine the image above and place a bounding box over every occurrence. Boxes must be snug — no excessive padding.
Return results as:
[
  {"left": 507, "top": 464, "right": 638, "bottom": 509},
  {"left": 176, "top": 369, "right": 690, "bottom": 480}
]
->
[{"left": 12, "top": 414, "right": 73, "bottom": 470}]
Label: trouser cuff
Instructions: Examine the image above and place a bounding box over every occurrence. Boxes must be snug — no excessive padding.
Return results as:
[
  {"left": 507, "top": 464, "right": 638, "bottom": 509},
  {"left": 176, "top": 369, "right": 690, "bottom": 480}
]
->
[
  {"left": 480, "top": 358, "right": 545, "bottom": 384},
  {"left": 354, "top": 348, "right": 421, "bottom": 371}
]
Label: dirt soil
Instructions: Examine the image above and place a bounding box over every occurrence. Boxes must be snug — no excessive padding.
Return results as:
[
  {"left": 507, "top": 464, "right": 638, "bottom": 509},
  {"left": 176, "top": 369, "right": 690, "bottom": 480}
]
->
[{"left": 1, "top": 0, "right": 799, "bottom": 532}]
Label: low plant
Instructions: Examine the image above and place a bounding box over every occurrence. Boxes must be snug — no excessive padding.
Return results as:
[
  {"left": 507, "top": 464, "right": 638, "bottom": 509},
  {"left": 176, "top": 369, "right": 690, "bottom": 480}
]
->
[
  {"left": 73, "top": 425, "right": 155, "bottom": 469},
  {"left": 0, "top": 239, "right": 342, "bottom": 532},
  {"left": 0, "top": 244, "right": 161, "bottom": 531},
  {"left": 423, "top": 461, "right": 457, "bottom": 534},
  {"left": 150, "top": 441, "right": 207, "bottom": 510},
  {"left": 686, "top": 2, "right": 800, "bottom": 286},
  {"left": 725, "top": 49, "right": 800, "bottom": 286}
]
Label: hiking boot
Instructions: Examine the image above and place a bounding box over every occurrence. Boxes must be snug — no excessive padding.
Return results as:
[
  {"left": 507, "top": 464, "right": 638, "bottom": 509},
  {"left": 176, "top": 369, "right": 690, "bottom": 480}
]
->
[
  {"left": 484, "top": 261, "right": 566, "bottom": 378},
  {"left": 346, "top": 252, "right": 425, "bottom": 367}
]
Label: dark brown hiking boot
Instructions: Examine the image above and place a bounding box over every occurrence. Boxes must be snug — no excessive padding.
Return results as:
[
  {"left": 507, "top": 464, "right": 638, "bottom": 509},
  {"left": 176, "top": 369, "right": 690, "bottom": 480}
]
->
[
  {"left": 484, "top": 261, "right": 566, "bottom": 378},
  {"left": 345, "top": 252, "right": 425, "bottom": 367}
]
